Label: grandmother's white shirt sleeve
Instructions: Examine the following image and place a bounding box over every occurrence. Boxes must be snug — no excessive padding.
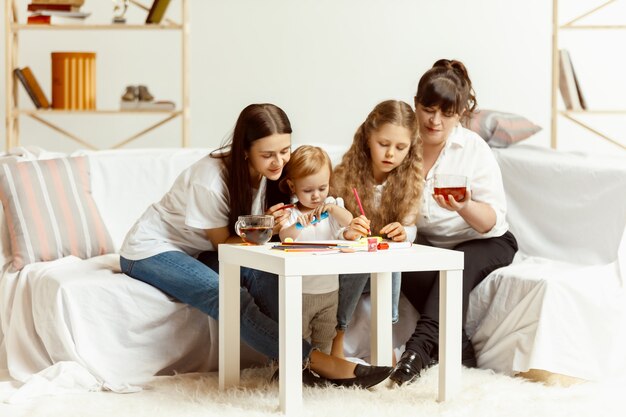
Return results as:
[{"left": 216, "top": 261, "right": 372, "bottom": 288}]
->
[{"left": 417, "top": 126, "right": 509, "bottom": 249}]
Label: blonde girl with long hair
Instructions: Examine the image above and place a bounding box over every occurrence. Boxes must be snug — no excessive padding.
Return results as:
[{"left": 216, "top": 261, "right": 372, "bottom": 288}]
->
[{"left": 330, "top": 99, "right": 424, "bottom": 359}]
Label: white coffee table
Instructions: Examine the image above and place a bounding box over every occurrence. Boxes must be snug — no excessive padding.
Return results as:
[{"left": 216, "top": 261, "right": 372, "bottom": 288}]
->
[{"left": 218, "top": 243, "right": 463, "bottom": 414}]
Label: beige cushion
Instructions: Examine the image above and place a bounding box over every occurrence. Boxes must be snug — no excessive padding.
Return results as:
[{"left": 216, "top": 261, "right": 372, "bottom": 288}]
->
[
  {"left": 0, "top": 156, "right": 114, "bottom": 270},
  {"left": 465, "top": 109, "right": 542, "bottom": 147}
]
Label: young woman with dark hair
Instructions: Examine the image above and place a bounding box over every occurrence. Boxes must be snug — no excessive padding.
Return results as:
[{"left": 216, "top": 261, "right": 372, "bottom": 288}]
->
[{"left": 120, "top": 103, "right": 391, "bottom": 388}]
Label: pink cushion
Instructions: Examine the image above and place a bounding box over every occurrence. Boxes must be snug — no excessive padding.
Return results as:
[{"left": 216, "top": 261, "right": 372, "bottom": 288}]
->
[
  {"left": 465, "top": 109, "right": 542, "bottom": 147},
  {"left": 0, "top": 156, "right": 114, "bottom": 270}
]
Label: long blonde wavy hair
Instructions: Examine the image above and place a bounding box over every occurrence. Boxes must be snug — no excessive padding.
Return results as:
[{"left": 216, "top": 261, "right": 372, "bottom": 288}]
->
[{"left": 331, "top": 100, "right": 423, "bottom": 235}]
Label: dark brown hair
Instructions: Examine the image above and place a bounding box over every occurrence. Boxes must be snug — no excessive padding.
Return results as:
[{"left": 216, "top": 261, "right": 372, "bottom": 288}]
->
[
  {"left": 415, "top": 59, "right": 477, "bottom": 123},
  {"left": 211, "top": 103, "right": 292, "bottom": 233},
  {"left": 331, "top": 100, "right": 423, "bottom": 234}
]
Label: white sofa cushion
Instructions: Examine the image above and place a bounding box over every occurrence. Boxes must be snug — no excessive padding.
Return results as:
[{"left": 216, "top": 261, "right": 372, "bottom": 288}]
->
[
  {"left": 493, "top": 145, "right": 626, "bottom": 266},
  {"left": 80, "top": 148, "right": 210, "bottom": 251}
]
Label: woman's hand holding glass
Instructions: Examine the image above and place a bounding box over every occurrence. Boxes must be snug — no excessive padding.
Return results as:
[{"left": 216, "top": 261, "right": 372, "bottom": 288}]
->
[{"left": 433, "top": 188, "right": 472, "bottom": 212}]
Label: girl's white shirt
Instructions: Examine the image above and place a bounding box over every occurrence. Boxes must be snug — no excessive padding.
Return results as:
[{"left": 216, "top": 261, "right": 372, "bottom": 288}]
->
[
  {"left": 284, "top": 196, "right": 344, "bottom": 294},
  {"left": 120, "top": 156, "right": 266, "bottom": 260},
  {"left": 418, "top": 125, "right": 509, "bottom": 249}
]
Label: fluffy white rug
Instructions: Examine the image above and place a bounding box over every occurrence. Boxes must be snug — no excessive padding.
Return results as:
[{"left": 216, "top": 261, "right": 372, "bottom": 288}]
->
[{"left": 1, "top": 366, "right": 625, "bottom": 417}]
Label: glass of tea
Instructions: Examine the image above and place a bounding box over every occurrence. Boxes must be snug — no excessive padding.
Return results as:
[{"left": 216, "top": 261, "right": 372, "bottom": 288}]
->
[
  {"left": 433, "top": 174, "right": 468, "bottom": 203},
  {"left": 235, "top": 215, "right": 274, "bottom": 245}
]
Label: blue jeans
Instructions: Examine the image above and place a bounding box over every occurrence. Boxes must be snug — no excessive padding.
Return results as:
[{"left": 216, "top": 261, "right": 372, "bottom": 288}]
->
[
  {"left": 120, "top": 251, "right": 312, "bottom": 361},
  {"left": 336, "top": 271, "right": 401, "bottom": 331}
]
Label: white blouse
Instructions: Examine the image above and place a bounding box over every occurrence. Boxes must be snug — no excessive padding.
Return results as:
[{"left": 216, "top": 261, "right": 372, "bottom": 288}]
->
[{"left": 417, "top": 125, "right": 509, "bottom": 249}]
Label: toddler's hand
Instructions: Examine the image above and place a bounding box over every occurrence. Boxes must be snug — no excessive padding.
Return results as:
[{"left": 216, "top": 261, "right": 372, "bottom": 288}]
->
[
  {"left": 297, "top": 214, "right": 311, "bottom": 228},
  {"left": 311, "top": 204, "right": 327, "bottom": 222}
]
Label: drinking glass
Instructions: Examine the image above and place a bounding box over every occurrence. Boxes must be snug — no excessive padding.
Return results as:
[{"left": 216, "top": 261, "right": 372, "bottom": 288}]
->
[
  {"left": 433, "top": 174, "right": 468, "bottom": 202},
  {"left": 235, "top": 215, "right": 274, "bottom": 245}
]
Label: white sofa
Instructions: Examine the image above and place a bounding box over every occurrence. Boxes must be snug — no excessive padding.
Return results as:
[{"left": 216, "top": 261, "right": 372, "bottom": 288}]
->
[
  {"left": 1, "top": 144, "right": 625, "bottom": 401},
  {"left": 466, "top": 145, "right": 626, "bottom": 382}
]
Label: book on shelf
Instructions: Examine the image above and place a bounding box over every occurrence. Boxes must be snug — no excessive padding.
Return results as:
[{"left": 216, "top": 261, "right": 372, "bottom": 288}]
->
[
  {"left": 558, "top": 49, "right": 584, "bottom": 111},
  {"left": 14, "top": 67, "right": 50, "bottom": 109},
  {"left": 30, "top": 10, "right": 91, "bottom": 18},
  {"left": 27, "top": 14, "right": 52, "bottom": 24},
  {"left": 570, "top": 55, "right": 587, "bottom": 111},
  {"left": 146, "top": 0, "right": 172, "bottom": 24},
  {"left": 27, "top": 14, "right": 89, "bottom": 24},
  {"left": 29, "top": 0, "right": 85, "bottom": 6},
  {"left": 27, "top": 3, "right": 81, "bottom": 12}
]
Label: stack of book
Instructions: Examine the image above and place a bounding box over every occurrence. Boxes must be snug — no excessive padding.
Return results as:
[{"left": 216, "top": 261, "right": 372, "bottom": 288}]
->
[{"left": 27, "top": 0, "right": 91, "bottom": 25}]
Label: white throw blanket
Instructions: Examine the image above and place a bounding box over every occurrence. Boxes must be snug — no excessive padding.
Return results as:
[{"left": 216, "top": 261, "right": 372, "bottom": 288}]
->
[{"left": 0, "top": 254, "right": 216, "bottom": 402}]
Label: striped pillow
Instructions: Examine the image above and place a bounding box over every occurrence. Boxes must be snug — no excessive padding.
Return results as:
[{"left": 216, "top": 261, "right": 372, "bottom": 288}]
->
[
  {"left": 465, "top": 110, "right": 542, "bottom": 148},
  {"left": 0, "top": 156, "right": 114, "bottom": 270}
]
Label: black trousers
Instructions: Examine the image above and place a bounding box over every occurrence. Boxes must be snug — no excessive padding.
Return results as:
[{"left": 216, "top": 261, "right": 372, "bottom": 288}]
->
[{"left": 401, "top": 231, "right": 518, "bottom": 361}]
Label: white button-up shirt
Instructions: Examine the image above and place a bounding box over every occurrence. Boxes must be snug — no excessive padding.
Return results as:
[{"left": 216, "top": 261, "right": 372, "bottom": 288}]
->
[{"left": 418, "top": 125, "right": 509, "bottom": 249}]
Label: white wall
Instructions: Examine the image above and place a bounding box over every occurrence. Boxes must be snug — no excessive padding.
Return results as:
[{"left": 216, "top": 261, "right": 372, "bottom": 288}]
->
[{"left": 1, "top": 0, "right": 624, "bottom": 154}]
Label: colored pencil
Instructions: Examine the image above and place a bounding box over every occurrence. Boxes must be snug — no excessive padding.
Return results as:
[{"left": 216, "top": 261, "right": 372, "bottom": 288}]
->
[
  {"left": 352, "top": 188, "right": 370, "bottom": 234},
  {"left": 352, "top": 188, "right": 365, "bottom": 216}
]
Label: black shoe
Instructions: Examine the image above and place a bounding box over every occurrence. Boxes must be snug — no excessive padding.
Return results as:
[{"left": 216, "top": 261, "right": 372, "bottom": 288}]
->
[
  {"left": 428, "top": 338, "right": 477, "bottom": 368},
  {"left": 326, "top": 364, "right": 393, "bottom": 389},
  {"left": 389, "top": 350, "right": 425, "bottom": 386},
  {"left": 462, "top": 339, "right": 477, "bottom": 368},
  {"left": 302, "top": 368, "right": 332, "bottom": 387},
  {"left": 271, "top": 368, "right": 331, "bottom": 387}
]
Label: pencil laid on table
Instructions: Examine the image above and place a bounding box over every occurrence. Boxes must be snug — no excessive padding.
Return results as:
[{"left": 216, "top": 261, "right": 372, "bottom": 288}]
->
[{"left": 352, "top": 188, "right": 370, "bottom": 235}]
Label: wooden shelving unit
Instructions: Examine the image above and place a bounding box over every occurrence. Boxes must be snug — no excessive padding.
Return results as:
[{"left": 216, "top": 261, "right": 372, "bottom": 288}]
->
[
  {"left": 4, "top": 0, "right": 190, "bottom": 151},
  {"left": 551, "top": 0, "right": 626, "bottom": 150}
]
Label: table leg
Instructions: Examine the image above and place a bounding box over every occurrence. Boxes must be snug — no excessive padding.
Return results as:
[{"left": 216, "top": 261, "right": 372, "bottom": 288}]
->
[
  {"left": 279, "top": 274, "right": 302, "bottom": 414},
  {"left": 438, "top": 269, "right": 462, "bottom": 401},
  {"left": 219, "top": 262, "right": 240, "bottom": 389},
  {"left": 370, "top": 271, "right": 392, "bottom": 366}
]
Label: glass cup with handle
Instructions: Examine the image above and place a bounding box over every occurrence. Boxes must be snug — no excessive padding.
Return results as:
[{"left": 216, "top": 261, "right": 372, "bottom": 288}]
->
[
  {"left": 235, "top": 215, "right": 274, "bottom": 245},
  {"left": 433, "top": 174, "right": 468, "bottom": 203}
]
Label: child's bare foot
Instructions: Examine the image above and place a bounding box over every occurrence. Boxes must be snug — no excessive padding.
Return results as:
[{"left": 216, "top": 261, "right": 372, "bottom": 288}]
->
[
  {"left": 310, "top": 350, "right": 354, "bottom": 379},
  {"left": 330, "top": 330, "right": 345, "bottom": 358},
  {"left": 309, "top": 350, "right": 392, "bottom": 388}
]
